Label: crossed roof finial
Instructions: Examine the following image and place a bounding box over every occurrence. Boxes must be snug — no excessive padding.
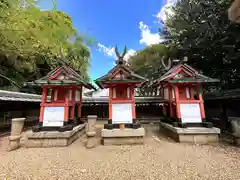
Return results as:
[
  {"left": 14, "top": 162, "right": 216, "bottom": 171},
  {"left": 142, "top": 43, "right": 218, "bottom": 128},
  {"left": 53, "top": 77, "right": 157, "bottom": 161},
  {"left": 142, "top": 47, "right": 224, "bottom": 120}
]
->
[{"left": 115, "top": 46, "right": 127, "bottom": 65}]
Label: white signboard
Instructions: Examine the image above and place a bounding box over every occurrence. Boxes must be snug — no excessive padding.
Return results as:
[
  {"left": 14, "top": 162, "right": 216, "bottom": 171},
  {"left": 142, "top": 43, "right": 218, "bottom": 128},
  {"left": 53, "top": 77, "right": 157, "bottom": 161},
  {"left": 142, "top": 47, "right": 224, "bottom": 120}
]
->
[
  {"left": 112, "top": 103, "right": 132, "bottom": 124},
  {"left": 43, "top": 107, "right": 65, "bottom": 127},
  {"left": 180, "top": 103, "right": 202, "bottom": 123},
  {"left": 75, "top": 90, "right": 80, "bottom": 101},
  {"left": 164, "top": 88, "right": 169, "bottom": 100}
]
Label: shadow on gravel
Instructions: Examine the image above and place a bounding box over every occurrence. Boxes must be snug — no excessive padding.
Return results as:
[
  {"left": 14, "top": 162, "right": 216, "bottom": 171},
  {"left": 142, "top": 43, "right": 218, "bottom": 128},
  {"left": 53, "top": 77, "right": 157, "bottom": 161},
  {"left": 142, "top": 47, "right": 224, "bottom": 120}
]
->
[{"left": 142, "top": 124, "right": 176, "bottom": 143}]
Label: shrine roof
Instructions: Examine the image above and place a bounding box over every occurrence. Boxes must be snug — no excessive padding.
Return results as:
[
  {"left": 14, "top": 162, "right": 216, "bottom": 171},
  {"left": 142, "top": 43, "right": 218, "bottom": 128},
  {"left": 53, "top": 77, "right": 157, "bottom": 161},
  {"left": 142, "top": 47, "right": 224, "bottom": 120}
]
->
[
  {"left": 0, "top": 89, "right": 226, "bottom": 103},
  {"left": 153, "top": 63, "right": 219, "bottom": 84},
  {"left": 0, "top": 89, "right": 165, "bottom": 103},
  {"left": 95, "top": 64, "right": 148, "bottom": 88},
  {"left": 0, "top": 90, "right": 43, "bottom": 102},
  {"left": 25, "top": 65, "right": 96, "bottom": 90},
  {"left": 95, "top": 46, "right": 148, "bottom": 88}
]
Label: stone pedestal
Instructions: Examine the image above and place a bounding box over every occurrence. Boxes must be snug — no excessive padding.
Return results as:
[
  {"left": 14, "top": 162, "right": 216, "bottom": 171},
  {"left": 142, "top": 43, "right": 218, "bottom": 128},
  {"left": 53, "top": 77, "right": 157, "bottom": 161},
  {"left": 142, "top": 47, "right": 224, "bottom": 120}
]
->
[
  {"left": 229, "top": 117, "right": 240, "bottom": 146},
  {"left": 85, "top": 137, "right": 98, "bottom": 149},
  {"left": 233, "top": 137, "right": 240, "bottom": 146},
  {"left": 101, "top": 128, "right": 145, "bottom": 145},
  {"left": 86, "top": 115, "right": 97, "bottom": 135},
  {"left": 85, "top": 115, "right": 97, "bottom": 149},
  {"left": 24, "top": 124, "right": 85, "bottom": 148},
  {"left": 9, "top": 118, "right": 25, "bottom": 151},
  {"left": 160, "top": 122, "right": 220, "bottom": 144}
]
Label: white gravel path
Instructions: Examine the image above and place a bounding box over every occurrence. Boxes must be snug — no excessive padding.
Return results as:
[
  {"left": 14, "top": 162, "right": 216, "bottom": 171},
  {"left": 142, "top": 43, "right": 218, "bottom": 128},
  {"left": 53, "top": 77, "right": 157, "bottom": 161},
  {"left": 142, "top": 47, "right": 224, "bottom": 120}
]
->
[{"left": 0, "top": 126, "right": 240, "bottom": 180}]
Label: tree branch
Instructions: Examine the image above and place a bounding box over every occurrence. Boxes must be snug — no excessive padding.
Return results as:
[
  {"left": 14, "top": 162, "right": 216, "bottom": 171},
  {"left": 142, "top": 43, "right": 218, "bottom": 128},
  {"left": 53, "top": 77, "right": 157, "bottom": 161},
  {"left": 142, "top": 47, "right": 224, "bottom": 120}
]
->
[{"left": 0, "top": 73, "right": 21, "bottom": 88}]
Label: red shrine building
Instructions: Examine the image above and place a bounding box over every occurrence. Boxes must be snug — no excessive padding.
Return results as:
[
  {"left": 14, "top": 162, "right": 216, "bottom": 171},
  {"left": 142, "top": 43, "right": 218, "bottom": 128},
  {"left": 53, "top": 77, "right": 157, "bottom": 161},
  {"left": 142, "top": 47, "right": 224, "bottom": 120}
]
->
[
  {"left": 152, "top": 62, "right": 219, "bottom": 128},
  {"left": 26, "top": 65, "right": 95, "bottom": 131},
  {"left": 95, "top": 47, "right": 147, "bottom": 129}
]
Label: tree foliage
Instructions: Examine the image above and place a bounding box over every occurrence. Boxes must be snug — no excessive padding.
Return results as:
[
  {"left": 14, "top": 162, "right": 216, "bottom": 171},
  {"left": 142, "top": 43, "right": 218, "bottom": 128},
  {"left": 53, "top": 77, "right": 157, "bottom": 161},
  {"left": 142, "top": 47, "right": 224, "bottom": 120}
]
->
[
  {"left": 128, "top": 44, "right": 177, "bottom": 95},
  {"left": 164, "top": 0, "right": 240, "bottom": 90},
  {"left": 129, "top": 0, "right": 240, "bottom": 92},
  {"left": 0, "top": 0, "right": 94, "bottom": 92},
  {"left": 128, "top": 44, "right": 176, "bottom": 79}
]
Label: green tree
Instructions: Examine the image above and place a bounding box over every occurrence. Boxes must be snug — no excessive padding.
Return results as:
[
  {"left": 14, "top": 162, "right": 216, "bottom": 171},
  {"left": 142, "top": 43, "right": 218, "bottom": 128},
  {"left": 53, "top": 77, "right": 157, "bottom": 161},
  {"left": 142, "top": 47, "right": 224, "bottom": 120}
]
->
[
  {"left": 128, "top": 44, "right": 176, "bottom": 95},
  {"left": 0, "top": 0, "right": 95, "bottom": 92},
  {"left": 128, "top": 44, "right": 176, "bottom": 78},
  {"left": 164, "top": 0, "right": 240, "bottom": 90}
]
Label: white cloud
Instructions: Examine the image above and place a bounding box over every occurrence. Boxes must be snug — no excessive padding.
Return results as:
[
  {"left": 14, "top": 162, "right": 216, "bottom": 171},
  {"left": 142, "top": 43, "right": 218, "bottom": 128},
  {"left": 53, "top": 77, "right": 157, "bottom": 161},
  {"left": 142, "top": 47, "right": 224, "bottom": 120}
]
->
[
  {"left": 139, "top": 22, "right": 164, "bottom": 46},
  {"left": 124, "top": 49, "right": 136, "bottom": 61},
  {"left": 96, "top": 1, "right": 178, "bottom": 63},
  {"left": 97, "top": 43, "right": 136, "bottom": 63},
  {"left": 156, "top": 0, "right": 178, "bottom": 23},
  {"left": 138, "top": 0, "right": 178, "bottom": 46},
  {"left": 97, "top": 43, "right": 115, "bottom": 57}
]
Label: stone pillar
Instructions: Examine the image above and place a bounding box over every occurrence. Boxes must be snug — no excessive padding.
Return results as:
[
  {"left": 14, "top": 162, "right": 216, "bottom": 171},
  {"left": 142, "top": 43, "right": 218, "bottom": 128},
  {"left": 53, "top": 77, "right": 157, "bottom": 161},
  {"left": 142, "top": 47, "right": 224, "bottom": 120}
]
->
[
  {"left": 230, "top": 118, "right": 240, "bottom": 146},
  {"left": 9, "top": 118, "right": 25, "bottom": 151},
  {"left": 85, "top": 115, "right": 97, "bottom": 148},
  {"left": 86, "top": 115, "right": 97, "bottom": 136}
]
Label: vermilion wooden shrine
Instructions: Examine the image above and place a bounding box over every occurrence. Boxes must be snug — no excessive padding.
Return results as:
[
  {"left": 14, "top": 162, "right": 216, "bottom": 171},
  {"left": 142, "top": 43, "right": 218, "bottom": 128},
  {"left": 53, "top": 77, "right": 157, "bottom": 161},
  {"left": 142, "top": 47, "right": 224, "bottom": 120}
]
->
[
  {"left": 27, "top": 65, "right": 95, "bottom": 131},
  {"left": 152, "top": 62, "right": 219, "bottom": 127},
  {"left": 95, "top": 46, "right": 147, "bottom": 129}
]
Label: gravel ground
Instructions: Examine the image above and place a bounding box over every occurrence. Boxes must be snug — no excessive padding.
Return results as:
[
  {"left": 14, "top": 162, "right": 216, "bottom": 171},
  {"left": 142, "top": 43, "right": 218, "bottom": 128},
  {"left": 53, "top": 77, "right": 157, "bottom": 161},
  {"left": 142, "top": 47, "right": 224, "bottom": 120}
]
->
[{"left": 0, "top": 125, "right": 240, "bottom": 180}]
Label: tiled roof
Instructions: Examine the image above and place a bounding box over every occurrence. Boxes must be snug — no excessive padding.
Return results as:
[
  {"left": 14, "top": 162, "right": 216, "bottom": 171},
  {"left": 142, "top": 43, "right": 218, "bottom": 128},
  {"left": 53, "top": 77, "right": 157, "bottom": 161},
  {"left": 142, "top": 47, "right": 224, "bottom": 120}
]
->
[
  {"left": 0, "top": 90, "right": 165, "bottom": 103},
  {"left": 154, "top": 63, "right": 219, "bottom": 84},
  {"left": 0, "top": 90, "right": 42, "bottom": 102},
  {"left": 82, "top": 96, "right": 165, "bottom": 103},
  {"left": 95, "top": 64, "right": 148, "bottom": 88},
  {"left": 1, "top": 89, "right": 231, "bottom": 103},
  {"left": 26, "top": 65, "right": 96, "bottom": 90}
]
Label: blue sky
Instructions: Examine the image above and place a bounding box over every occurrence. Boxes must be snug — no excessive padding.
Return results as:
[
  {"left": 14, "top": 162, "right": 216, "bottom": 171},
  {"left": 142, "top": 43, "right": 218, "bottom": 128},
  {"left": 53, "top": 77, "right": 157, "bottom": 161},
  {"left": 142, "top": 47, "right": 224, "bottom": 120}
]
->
[{"left": 38, "top": 0, "right": 174, "bottom": 81}]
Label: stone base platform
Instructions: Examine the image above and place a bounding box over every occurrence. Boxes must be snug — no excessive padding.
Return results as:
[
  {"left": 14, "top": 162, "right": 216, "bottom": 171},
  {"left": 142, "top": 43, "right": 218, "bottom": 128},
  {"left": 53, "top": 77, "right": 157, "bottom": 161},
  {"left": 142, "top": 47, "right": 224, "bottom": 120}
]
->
[
  {"left": 160, "top": 122, "right": 220, "bottom": 144},
  {"left": 24, "top": 124, "right": 86, "bottom": 148},
  {"left": 101, "top": 128, "right": 145, "bottom": 145}
]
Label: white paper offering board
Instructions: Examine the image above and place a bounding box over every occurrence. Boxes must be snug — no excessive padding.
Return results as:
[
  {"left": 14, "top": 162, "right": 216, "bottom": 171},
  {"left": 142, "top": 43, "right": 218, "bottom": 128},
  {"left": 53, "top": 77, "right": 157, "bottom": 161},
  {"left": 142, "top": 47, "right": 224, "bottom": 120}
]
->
[
  {"left": 43, "top": 107, "right": 65, "bottom": 127},
  {"left": 112, "top": 103, "right": 132, "bottom": 124},
  {"left": 75, "top": 90, "right": 80, "bottom": 101},
  {"left": 180, "top": 103, "right": 202, "bottom": 123}
]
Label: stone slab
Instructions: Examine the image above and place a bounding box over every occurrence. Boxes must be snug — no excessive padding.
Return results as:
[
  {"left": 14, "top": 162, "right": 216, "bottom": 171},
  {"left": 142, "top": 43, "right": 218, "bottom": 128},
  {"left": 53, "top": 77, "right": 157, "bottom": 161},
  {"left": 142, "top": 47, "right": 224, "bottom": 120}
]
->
[
  {"left": 12, "top": 118, "right": 25, "bottom": 122},
  {"left": 24, "top": 124, "right": 85, "bottom": 148},
  {"left": 178, "top": 134, "right": 219, "bottom": 144},
  {"left": 101, "top": 128, "right": 145, "bottom": 146},
  {"left": 160, "top": 122, "right": 220, "bottom": 144},
  {"left": 102, "top": 137, "right": 144, "bottom": 146},
  {"left": 26, "top": 124, "right": 86, "bottom": 138},
  {"left": 160, "top": 122, "right": 221, "bottom": 135},
  {"left": 101, "top": 128, "right": 145, "bottom": 137}
]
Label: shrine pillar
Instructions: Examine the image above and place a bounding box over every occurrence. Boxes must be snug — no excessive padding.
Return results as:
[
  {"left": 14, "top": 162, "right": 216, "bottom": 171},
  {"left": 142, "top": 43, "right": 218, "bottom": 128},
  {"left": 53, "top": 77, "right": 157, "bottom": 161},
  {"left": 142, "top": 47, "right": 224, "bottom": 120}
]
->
[
  {"left": 70, "top": 88, "right": 76, "bottom": 120},
  {"left": 64, "top": 89, "right": 69, "bottom": 124},
  {"left": 168, "top": 86, "right": 174, "bottom": 118},
  {"left": 174, "top": 86, "right": 181, "bottom": 120},
  {"left": 108, "top": 87, "right": 112, "bottom": 123},
  {"left": 78, "top": 86, "right": 83, "bottom": 118},
  {"left": 162, "top": 105, "right": 166, "bottom": 116},
  {"left": 39, "top": 87, "right": 47, "bottom": 123},
  {"left": 131, "top": 86, "right": 136, "bottom": 122},
  {"left": 198, "top": 86, "right": 206, "bottom": 121}
]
